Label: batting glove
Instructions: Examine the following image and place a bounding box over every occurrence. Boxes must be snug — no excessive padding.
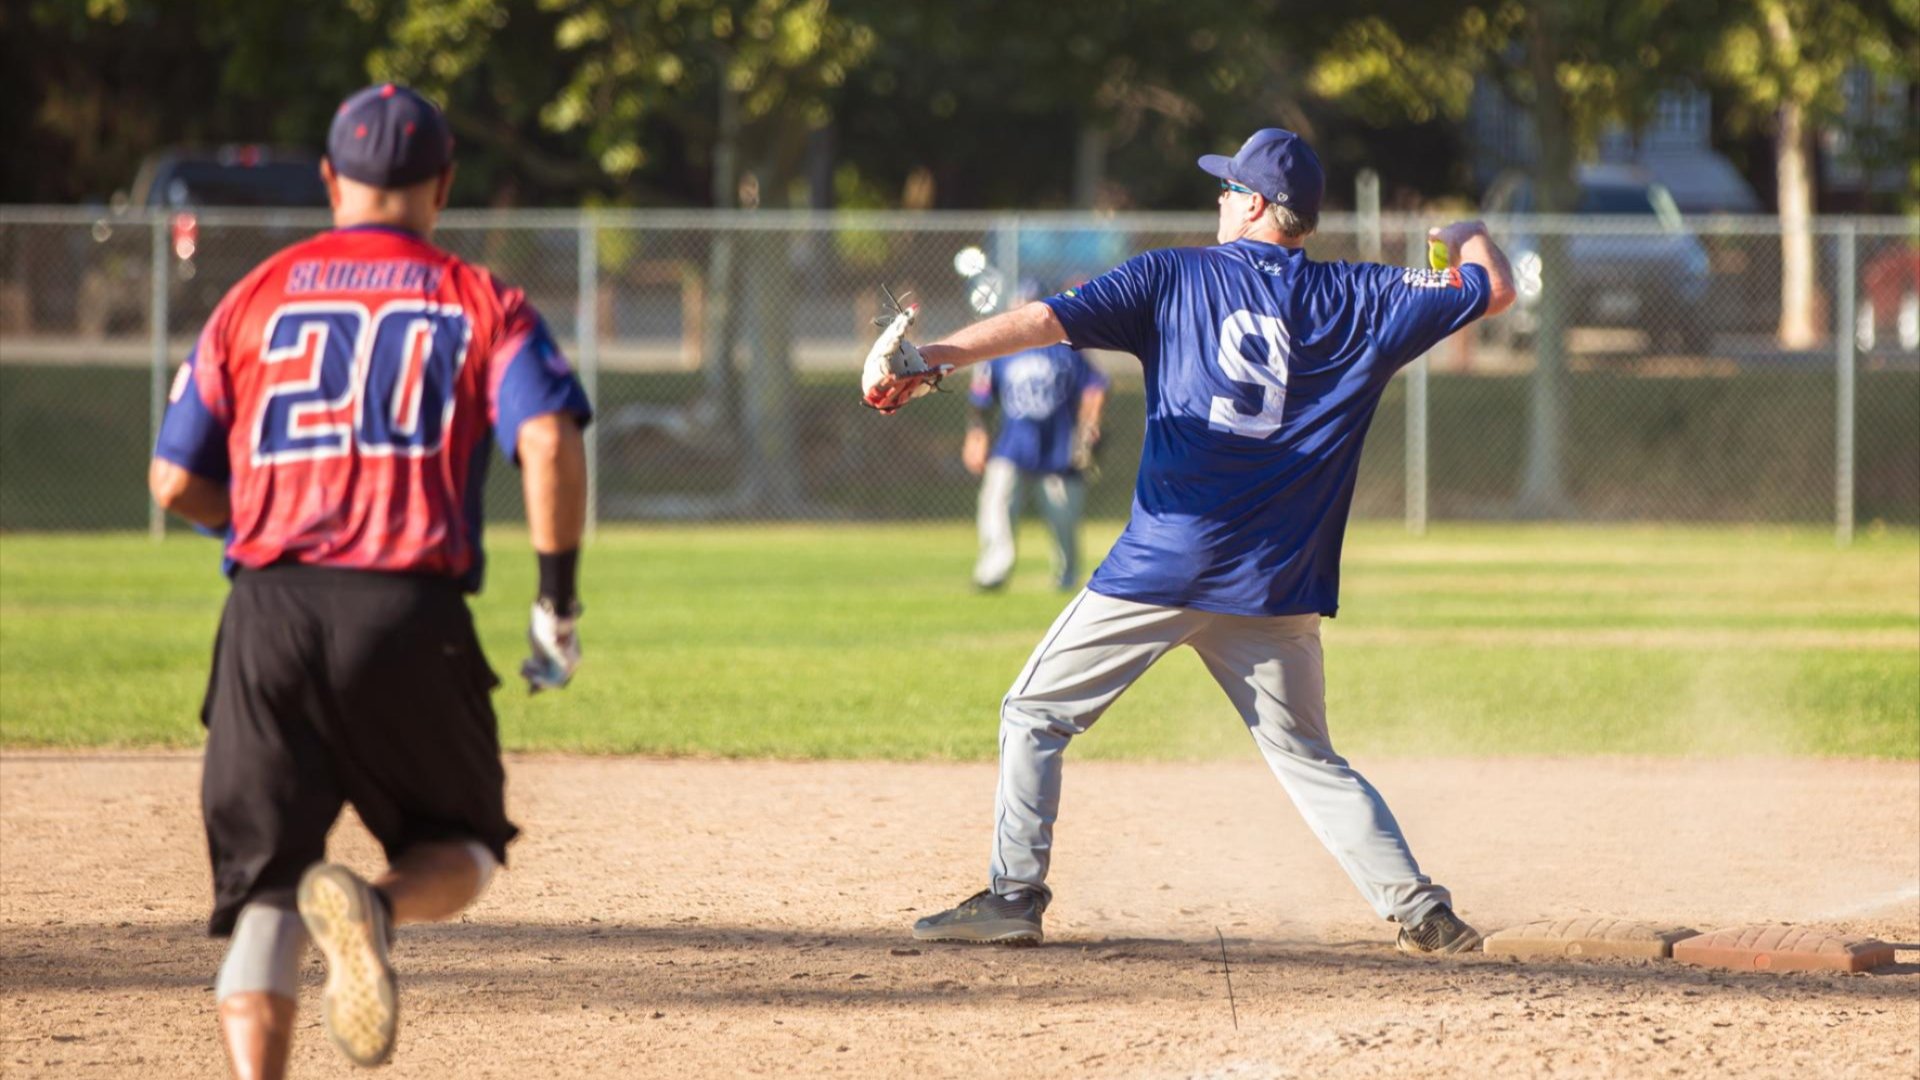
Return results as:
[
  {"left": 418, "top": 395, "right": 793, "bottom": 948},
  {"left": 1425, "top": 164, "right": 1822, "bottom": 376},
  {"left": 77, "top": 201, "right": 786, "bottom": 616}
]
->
[{"left": 520, "top": 598, "right": 582, "bottom": 694}]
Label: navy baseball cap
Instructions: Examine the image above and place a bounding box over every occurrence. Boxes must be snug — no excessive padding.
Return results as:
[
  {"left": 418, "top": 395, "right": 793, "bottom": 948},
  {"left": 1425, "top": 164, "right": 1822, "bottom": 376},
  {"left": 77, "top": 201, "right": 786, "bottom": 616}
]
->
[
  {"left": 327, "top": 84, "right": 454, "bottom": 189},
  {"left": 1198, "top": 128, "right": 1324, "bottom": 218}
]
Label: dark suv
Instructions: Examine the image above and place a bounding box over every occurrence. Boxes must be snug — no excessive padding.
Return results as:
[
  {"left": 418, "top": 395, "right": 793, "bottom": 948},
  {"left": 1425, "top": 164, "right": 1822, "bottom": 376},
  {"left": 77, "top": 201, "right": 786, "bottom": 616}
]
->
[{"left": 81, "top": 147, "right": 328, "bottom": 337}]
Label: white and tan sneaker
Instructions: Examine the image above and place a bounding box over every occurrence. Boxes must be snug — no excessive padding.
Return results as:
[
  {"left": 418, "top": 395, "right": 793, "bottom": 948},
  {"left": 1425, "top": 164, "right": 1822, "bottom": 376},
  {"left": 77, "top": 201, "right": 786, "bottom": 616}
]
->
[{"left": 297, "top": 863, "right": 398, "bottom": 1067}]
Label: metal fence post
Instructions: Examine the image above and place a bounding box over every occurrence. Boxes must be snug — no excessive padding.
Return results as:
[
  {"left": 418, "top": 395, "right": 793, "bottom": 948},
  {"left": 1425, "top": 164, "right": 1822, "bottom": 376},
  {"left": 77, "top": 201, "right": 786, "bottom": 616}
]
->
[
  {"left": 577, "top": 213, "right": 600, "bottom": 537},
  {"left": 1006, "top": 213, "right": 1021, "bottom": 307},
  {"left": 1834, "top": 220, "right": 1856, "bottom": 547},
  {"left": 1404, "top": 227, "right": 1429, "bottom": 537},
  {"left": 1357, "top": 170, "right": 1381, "bottom": 263},
  {"left": 148, "top": 215, "right": 169, "bottom": 541}
]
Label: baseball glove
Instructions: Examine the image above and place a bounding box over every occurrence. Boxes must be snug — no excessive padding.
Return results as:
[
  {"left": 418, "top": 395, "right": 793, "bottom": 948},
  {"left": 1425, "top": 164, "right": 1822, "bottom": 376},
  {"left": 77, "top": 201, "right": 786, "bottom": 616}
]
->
[{"left": 861, "top": 296, "right": 950, "bottom": 414}]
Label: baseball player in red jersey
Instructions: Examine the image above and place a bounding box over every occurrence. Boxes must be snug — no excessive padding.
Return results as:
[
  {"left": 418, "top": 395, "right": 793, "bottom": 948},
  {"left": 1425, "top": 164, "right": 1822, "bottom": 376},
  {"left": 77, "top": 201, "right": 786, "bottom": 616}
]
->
[{"left": 148, "top": 85, "right": 591, "bottom": 1079}]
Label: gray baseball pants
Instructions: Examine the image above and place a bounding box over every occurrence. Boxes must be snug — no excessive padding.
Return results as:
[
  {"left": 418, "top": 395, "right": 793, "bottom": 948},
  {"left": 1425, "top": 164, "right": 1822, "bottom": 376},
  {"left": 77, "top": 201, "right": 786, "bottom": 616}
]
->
[
  {"left": 975, "top": 458, "right": 1086, "bottom": 589},
  {"left": 989, "top": 588, "right": 1451, "bottom": 926}
]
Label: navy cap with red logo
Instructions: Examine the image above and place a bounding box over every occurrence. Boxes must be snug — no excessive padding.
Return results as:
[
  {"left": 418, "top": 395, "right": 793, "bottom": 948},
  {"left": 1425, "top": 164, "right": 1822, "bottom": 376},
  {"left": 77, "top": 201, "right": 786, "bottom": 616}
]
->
[{"left": 326, "top": 84, "right": 454, "bottom": 189}]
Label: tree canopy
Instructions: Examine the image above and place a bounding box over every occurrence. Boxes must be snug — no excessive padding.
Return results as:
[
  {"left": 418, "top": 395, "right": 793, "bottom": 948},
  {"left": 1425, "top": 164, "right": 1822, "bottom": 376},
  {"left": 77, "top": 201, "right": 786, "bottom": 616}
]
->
[{"left": 8, "top": 0, "right": 1912, "bottom": 210}]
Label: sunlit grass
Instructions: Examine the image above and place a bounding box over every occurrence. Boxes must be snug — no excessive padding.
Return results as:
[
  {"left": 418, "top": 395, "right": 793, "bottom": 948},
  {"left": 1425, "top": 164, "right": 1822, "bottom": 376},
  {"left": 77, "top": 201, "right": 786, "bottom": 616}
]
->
[{"left": 2, "top": 523, "right": 1914, "bottom": 759}]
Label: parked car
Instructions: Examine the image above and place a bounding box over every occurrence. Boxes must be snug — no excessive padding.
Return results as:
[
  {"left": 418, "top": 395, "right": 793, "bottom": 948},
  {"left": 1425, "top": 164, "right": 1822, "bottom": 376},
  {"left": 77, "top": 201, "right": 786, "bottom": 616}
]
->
[
  {"left": 1858, "top": 242, "right": 1919, "bottom": 353},
  {"left": 1484, "top": 165, "right": 1713, "bottom": 353},
  {"left": 81, "top": 146, "right": 328, "bottom": 337}
]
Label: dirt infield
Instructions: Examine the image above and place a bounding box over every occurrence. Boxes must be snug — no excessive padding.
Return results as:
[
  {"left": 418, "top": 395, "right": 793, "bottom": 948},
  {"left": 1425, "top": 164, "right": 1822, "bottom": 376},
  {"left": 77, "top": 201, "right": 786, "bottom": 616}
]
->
[{"left": 3, "top": 754, "right": 1915, "bottom": 1079}]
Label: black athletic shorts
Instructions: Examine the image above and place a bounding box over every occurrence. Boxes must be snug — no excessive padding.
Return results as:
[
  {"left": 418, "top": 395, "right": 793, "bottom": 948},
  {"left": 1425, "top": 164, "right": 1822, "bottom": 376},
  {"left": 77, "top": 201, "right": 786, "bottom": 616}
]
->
[{"left": 200, "top": 564, "right": 518, "bottom": 936}]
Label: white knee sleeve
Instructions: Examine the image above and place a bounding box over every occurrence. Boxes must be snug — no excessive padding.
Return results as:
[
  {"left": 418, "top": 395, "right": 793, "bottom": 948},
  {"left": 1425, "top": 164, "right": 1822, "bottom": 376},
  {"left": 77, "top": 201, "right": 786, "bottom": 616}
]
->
[
  {"left": 465, "top": 840, "right": 499, "bottom": 895},
  {"left": 215, "top": 903, "right": 308, "bottom": 1002}
]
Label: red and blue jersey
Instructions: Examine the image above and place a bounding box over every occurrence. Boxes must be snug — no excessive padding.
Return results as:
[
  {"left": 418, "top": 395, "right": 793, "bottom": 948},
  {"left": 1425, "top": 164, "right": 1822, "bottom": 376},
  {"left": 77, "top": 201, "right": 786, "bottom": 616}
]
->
[
  {"left": 154, "top": 224, "right": 592, "bottom": 590},
  {"left": 1044, "top": 241, "right": 1488, "bottom": 617}
]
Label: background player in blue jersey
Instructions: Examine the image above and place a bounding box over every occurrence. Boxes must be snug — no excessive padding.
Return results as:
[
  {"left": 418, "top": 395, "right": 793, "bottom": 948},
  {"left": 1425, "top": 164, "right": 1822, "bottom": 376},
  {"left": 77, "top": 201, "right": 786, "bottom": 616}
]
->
[
  {"left": 871, "top": 128, "right": 1515, "bottom": 952},
  {"left": 962, "top": 323, "right": 1109, "bottom": 591}
]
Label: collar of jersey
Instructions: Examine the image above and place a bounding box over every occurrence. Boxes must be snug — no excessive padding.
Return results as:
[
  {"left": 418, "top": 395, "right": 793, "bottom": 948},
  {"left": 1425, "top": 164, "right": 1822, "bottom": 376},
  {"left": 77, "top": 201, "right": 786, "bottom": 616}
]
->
[
  {"left": 1226, "top": 237, "right": 1305, "bottom": 256},
  {"left": 332, "top": 224, "right": 426, "bottom": 240}
]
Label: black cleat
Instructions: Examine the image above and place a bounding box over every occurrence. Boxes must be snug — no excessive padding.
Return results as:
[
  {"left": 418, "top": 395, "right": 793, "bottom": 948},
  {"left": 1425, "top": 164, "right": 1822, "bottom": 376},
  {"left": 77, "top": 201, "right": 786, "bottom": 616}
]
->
[
  {"left": 912, "top": 888, "right": 1047, "bottom": 946},
  {"left": 1396, "top": 904, "right": 1483, "bottom": 955}
]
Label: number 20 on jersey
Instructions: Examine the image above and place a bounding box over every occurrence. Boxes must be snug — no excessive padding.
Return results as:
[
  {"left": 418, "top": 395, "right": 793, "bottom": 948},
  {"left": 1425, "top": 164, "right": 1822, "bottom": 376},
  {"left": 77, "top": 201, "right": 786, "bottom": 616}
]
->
[{"left": 252, "top": 301, "right": 472, "bottom": 465}]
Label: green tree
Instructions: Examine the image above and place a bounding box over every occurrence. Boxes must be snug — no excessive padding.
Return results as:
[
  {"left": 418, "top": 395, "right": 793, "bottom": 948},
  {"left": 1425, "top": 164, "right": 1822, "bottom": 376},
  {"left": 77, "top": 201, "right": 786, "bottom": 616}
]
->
[
  {"left": 375, "top": 0, "right": 878, "bottom": 512},
  {"left": 838, "top": 0, "right": 1310, "bottom": 210},
  {"left": 1309, "top": 0, "right": 1720, "bottom": 512},
  {"left": 11, "top": 0, "right": 393, "bottom": 201},
  {"left": 373, "top": 0, "right": 875, "bottom": 206},
  {"left": 1706, "top": 0, "right": 1914, "bottom": 347}
]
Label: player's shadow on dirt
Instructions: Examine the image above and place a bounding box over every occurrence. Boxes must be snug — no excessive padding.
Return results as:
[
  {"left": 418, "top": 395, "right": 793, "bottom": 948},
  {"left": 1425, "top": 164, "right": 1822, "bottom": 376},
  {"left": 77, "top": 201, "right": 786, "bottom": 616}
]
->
[{"left": 4, "top": 922, "right": 1914, "bottom": 1001}]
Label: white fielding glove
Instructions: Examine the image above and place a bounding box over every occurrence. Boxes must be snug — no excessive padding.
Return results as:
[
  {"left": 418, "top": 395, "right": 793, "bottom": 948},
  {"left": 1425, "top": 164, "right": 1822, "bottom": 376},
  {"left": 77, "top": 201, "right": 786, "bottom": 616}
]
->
[
  {"left": 861, "top": 303, "right": 949, "bottom": 414},
  {"left": 520, "top": 599, "right": 581, "bottom": 694}
]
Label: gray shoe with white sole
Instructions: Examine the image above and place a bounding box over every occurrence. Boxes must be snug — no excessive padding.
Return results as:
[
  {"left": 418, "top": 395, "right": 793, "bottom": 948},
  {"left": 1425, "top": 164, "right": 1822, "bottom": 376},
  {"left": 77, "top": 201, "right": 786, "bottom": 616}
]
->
[{"left": 912, "top": 888, "right": 1047, "bottom": 946}]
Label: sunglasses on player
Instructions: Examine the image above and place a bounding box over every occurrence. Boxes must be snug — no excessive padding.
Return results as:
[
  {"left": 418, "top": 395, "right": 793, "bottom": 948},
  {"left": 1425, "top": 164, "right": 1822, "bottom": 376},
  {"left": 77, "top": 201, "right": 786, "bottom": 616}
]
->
[{"left": 1218, "top": 179, "right": 1257, "bottom": 196}]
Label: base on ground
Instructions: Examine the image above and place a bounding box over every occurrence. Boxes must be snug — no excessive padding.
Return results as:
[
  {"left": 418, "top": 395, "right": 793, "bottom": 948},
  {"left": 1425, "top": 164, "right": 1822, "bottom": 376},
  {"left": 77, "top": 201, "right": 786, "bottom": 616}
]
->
[
  {"left": 1672, "top": 925, "right": 1896, "bottom": 973},
  {"left": 1483, "top": 917, "right": 1699, "bottom": 960}
]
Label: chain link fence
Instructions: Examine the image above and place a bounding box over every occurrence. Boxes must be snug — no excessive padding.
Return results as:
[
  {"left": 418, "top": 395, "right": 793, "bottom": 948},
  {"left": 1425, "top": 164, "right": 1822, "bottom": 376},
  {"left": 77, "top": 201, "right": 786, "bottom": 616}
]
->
[{"left": 1, "top": 207, "right": 1914, "bottom": 535}]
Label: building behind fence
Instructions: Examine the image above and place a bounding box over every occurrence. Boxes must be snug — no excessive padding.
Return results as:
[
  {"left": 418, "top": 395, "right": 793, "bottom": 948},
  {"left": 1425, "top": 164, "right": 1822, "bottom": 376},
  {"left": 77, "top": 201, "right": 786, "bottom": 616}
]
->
[{"left": 1, "top": 208, "right": 1914, "bottom": 537}]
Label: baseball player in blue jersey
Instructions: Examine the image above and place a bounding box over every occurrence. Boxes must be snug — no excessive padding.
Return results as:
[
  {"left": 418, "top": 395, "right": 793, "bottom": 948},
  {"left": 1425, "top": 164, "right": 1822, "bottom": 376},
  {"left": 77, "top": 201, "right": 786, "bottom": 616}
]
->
[
  {"left": 869, "top": 128, "right": 1515, "bottom": 953},
  {"left": 964, "top": 340, "right": 1109, "bottom": 590}
]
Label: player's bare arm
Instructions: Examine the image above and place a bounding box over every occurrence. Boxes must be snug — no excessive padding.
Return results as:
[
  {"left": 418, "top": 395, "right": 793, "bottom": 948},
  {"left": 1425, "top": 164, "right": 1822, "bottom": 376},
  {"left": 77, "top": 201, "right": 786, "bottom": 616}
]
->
[
  {"left": 520, "top": 412, "right": 588, "bottom": 554},
  {"left": 518, "top": 410, "right": 589, "bottom": 693},
  {"left": 147, "top": 458, "right": 229, "bottom": 531},
  {"left": 919, "top": 301, "right": 1068, "bottom": 371},
  {"left": 1430, "top": 219, "right": 1518, "bottom": 318}
]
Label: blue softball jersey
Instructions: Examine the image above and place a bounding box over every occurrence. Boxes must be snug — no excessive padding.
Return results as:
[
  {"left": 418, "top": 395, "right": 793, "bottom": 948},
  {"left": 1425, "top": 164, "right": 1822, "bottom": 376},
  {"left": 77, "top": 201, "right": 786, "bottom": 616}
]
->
[
  {"left": 968, "top": 346, "right": 1109, "bottom": 474},
  {"left": 1043, "top": 240, "right": 1489, "bottom": 617}
]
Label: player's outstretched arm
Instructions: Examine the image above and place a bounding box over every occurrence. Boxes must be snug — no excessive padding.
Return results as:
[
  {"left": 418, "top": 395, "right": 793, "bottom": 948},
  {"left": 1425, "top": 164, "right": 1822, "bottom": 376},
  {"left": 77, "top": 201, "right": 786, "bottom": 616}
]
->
[
  {"left": 864, "top": 301, "right": 1070, "bottom": 414},
  {"left": 148, "top": 458, "right": 229, "bottom": 531},
  {"left": 518, "top": 412, "right": 587, "bottom": 692},
  {"left": 1430, "top": 220, "right": 1517, "bottom": 318},
  {"left": 919, "top": 301, "right": 1069, "bottom": 372}
]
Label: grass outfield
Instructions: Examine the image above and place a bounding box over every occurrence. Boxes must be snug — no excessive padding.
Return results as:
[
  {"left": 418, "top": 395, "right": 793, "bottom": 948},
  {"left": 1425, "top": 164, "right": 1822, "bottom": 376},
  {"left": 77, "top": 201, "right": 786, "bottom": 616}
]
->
[{"left": 1, "top": 522, "right": 1915, "bottom": 759}]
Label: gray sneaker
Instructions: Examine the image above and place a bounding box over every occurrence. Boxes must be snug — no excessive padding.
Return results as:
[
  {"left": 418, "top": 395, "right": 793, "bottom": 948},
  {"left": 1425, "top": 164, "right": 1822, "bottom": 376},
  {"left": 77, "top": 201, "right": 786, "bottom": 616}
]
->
[
  {"left": 912, "top": 888, "right": 1047, "bottom": 946},
  {"left": 1395, "top": 905, "right": 1483, "bottom": 955}
]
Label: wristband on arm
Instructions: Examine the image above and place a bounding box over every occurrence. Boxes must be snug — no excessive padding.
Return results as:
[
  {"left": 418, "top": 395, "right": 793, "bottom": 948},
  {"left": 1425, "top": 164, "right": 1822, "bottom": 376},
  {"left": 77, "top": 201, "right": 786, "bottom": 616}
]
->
[{"left": 537, "top": 549, "right": 580, "bottom": 614}]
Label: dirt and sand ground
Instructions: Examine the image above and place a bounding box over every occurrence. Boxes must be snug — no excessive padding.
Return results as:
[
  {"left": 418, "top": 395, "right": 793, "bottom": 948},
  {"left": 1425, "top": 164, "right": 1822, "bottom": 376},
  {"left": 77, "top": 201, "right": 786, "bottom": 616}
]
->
[{"left": 2, "top": 753, "right": 1916, "bottom": 1079}]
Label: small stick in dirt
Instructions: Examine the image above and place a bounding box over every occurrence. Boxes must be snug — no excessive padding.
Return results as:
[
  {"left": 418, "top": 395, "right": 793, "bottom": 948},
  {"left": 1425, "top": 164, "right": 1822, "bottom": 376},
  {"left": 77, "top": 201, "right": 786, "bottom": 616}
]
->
[{"left": 1216, "top": 927, "right": 1239, "bottom": 1031}]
